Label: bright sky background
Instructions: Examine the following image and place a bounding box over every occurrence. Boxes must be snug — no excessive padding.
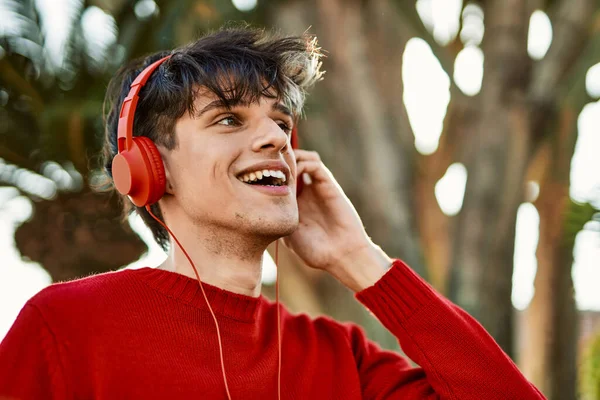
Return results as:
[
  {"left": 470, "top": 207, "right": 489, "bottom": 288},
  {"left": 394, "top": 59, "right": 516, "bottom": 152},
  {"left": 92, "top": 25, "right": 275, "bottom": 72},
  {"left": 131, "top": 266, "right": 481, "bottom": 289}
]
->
[{"left": 0, "top": 0, "right": 599, "bottom": 341}]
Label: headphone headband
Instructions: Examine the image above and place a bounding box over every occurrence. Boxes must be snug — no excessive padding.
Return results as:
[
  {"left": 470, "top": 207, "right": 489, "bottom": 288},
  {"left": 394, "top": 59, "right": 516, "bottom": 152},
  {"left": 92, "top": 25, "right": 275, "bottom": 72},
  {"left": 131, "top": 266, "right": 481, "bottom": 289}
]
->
[{"left": 117, "top": 55, "right": 171, "bottom": 153}]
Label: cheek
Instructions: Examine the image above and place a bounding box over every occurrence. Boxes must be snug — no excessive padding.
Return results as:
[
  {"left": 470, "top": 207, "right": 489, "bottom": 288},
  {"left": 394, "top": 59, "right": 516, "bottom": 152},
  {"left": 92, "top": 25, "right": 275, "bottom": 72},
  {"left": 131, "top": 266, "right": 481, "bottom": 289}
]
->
[
  {"left": 179, "top": 147, "right": 240, "bottom": 198},
  {"left": 178, "top": 139, "right": 225, "bottom": 181},
  {"left": 179, "top": 159, "right": 226, "bottom": 194},
  {"left": 210, "top": 159, "right": 230, "bottom": 187},
  {"left": 167, "top": 153, "right": 209, "bottom": 198}
]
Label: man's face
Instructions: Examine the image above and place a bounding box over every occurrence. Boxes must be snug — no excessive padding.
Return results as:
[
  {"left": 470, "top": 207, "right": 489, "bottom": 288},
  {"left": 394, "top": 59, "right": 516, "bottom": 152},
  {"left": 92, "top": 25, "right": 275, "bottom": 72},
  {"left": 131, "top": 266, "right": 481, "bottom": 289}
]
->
[{"left": 160, "top": 90, "right": 299, "bottom": 241}]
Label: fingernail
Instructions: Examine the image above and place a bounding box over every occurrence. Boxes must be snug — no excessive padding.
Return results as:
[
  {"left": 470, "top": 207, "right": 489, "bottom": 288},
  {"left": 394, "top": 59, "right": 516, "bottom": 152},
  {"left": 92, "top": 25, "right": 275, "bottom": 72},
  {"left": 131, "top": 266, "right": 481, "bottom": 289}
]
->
[{"left": 302, "top": 173, "right": 312, "bottom": 185}]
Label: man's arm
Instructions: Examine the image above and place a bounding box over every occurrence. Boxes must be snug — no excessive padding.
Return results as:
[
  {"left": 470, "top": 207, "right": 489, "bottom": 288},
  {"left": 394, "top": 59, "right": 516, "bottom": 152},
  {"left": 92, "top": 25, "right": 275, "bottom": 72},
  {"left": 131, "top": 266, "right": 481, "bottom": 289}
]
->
[
  {"left": 283, "top": 150, "right": 545, "bottom": 398},
  {"left": 0, "top": 303, "right": 68, "bottom": 400},
  {"left": 342, "top": 257, "right": 545, "bottom": 400}
]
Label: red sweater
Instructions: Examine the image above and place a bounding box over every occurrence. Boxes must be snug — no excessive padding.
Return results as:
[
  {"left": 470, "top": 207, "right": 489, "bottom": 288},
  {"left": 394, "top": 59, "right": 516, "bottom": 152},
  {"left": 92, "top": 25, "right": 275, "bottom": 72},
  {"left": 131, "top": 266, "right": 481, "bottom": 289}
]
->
[{"left": 0, "top": 260, "right": 544, "bottom": 399}]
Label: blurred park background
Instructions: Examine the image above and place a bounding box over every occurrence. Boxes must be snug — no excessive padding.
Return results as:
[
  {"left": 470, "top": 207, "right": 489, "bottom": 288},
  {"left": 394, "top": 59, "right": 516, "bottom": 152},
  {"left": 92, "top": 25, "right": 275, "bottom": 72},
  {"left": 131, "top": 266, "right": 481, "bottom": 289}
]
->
[{"left": 0, "top": 0, "right": 599, "bottom": 398}]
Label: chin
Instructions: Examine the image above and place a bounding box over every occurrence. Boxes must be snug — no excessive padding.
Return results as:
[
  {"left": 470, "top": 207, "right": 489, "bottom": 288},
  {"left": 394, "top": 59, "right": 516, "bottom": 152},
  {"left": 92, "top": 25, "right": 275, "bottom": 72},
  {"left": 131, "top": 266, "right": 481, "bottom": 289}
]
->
[{"left": 252, "top": 210, "right": 298, "bottom": 239}]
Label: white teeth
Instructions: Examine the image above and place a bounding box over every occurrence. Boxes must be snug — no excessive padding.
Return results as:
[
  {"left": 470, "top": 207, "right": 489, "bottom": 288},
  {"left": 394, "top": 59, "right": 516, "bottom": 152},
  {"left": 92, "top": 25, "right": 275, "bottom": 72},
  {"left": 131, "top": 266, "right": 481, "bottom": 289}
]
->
[{"left": 238, "top": 169, "right": 287, "bottom": 185}]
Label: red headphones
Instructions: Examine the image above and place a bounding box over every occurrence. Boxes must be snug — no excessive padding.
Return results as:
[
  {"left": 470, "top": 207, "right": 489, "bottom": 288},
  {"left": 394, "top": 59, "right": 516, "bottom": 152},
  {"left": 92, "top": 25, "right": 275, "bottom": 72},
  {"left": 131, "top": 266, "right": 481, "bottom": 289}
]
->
[{"left": 112, "top": 55, "right": 301, "bottom": 206}]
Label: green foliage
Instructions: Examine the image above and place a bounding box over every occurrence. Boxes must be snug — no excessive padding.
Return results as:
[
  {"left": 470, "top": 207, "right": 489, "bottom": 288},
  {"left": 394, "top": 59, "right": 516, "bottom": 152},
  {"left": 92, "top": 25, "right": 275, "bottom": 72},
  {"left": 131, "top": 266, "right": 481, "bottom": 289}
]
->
[
  {"left": 0, "top": 0, "right": 265, "bottom": 275},
  {"left": 564, "top": 199, "right": 600, "bottom": 249},
  {"left": 581, "top": 332, "right": 600, "bottom": 400},
  {"left": 0, "top": 0, "right": 262, "bottom": 196}
]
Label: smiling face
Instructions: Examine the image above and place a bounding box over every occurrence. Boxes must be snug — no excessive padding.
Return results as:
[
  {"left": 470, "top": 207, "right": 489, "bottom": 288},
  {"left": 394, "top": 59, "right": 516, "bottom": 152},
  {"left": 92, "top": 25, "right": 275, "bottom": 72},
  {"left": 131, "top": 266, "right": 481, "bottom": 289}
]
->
[{"left": 159, "top": 89, "right": 299, "bottom": 242}]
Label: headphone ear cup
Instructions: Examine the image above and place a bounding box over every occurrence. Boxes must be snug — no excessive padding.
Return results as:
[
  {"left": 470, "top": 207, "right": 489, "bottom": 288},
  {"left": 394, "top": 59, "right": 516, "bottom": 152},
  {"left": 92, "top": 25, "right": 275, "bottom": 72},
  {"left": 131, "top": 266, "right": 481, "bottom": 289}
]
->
[{"left": 134, "top": 136, "right": 166, "bottom": 205}]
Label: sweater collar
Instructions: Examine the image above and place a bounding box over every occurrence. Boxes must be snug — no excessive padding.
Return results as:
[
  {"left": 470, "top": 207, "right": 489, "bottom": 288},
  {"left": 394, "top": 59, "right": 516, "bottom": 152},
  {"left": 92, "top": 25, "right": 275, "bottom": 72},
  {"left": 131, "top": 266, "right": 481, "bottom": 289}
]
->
[{"left": 132, "top": 267, "right": 264, "bottom": 323}]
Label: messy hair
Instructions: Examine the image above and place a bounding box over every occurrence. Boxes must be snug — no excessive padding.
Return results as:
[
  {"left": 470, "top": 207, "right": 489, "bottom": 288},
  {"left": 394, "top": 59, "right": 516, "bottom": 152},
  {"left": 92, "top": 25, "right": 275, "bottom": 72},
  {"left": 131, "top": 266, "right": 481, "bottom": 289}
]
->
[{"left": 102, "top": 27, "right": 324, "bottom": 251}]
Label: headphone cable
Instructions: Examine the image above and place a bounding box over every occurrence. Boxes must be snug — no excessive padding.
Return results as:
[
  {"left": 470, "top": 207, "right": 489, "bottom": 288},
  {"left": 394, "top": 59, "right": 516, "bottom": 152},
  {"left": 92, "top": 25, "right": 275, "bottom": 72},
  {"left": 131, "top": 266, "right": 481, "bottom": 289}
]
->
[
  {"left": 146, "top": 206, "right": 233, "bottom": 399},
  {"left": 145, "top": 205, "right": 282, "bottom": 400}
]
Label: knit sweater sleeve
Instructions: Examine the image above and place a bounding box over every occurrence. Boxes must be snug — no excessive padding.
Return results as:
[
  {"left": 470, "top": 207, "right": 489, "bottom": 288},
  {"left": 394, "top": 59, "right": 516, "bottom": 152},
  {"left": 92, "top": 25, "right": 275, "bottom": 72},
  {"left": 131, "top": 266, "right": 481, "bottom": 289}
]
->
[
  {"left": 0, "top": 303, "right": 69, "bottom": 400},
  {"left": 352, "top": 259, "right": 546, "bottom": 400}
]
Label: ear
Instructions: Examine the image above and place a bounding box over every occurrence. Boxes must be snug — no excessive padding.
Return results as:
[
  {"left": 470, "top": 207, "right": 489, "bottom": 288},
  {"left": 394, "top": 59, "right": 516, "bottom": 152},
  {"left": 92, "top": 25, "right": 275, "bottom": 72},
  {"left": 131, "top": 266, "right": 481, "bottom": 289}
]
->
[
  {"left": 157, "top": 145, "right": 174, "bottom": 195},
  {"left": 164, "top": 166, "right": 174, "bottom": 195}
]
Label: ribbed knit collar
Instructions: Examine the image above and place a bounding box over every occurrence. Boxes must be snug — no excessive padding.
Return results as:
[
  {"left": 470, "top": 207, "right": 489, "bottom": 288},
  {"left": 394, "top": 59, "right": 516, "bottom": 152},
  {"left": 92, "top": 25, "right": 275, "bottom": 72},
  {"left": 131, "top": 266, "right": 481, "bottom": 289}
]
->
[{"left": 132, "top": 267, "right": 264, "bottom": 323}]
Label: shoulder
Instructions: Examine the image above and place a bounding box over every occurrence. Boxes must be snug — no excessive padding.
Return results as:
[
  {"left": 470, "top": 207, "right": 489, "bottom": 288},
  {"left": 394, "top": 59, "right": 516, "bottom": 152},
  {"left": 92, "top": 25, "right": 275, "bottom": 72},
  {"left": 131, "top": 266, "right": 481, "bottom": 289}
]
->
[
  {"left": 271, "top": 306, "right": 379, "bottom": 366},
  {"left": 272, "top": 303, "right": 360, "bottom": 344},
  {"left": 3, "top": 269, "right": 140, "bottom": 347},
  {"left": 27, "top": 268, "right": 139, "bottom": 319}
]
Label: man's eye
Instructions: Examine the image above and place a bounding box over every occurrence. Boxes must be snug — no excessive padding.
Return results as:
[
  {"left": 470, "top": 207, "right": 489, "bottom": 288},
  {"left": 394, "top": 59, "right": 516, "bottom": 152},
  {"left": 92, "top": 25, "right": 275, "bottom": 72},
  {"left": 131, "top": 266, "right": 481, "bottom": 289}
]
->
[
  {"left": 216, "top": 116, "right": 239, "bottom": 127},
  {"left": 278, "top": 122, "right": 292, "bottom": 134}
]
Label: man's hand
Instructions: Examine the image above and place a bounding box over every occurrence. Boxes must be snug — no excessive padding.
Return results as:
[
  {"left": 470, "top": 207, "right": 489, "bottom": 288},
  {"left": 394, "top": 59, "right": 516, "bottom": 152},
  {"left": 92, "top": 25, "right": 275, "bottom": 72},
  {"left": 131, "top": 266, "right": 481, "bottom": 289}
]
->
[{"left": 282, "top": 149, "right": 393, "bottom": 292}]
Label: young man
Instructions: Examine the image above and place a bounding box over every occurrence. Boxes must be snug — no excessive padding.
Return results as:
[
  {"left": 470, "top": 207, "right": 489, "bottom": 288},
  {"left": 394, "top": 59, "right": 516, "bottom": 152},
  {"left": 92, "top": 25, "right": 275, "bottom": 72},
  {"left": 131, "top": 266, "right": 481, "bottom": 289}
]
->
[{"left": 0, "top": 28, "right": 545, "bottom": 399}]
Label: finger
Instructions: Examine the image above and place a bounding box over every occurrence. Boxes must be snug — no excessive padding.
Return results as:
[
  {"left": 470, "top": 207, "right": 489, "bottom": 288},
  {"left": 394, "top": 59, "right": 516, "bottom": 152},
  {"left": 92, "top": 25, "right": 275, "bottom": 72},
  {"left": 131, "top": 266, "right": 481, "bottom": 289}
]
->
[
  {"left": 294, "top": 149, "right": 321, "bottom": 162},
  {"left": 296, "top": 160, "right": 331, "bottom": 184}
]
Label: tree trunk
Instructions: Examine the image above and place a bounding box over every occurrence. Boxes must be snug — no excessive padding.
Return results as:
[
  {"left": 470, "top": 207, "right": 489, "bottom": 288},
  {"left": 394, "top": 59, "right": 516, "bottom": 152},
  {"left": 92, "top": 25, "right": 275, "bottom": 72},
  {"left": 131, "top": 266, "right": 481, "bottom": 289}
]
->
[
  {"left": 522, "top": 92, "right": 586, "bottom": 400},
  {"left": 520, "top": 1, "right": 597, "bottom": 395},
  {"left": 450, "top": 0, "right": 532, "bottom": 356},
  {"left": 312, "top": 0, "right": 424, "bottom": 272},
  {"left": 415, "top": 92, "right": 478, "bottom": 292},
  {"left": 525, "top": 181, "right": 578, "bottom": 400}
]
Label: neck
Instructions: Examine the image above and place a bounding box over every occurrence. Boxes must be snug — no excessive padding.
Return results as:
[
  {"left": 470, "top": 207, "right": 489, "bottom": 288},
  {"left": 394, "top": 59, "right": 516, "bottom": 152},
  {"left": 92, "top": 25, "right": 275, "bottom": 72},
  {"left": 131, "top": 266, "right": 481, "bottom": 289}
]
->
[{"left": 157, "top": 219, "right": 270, "bottom": 298}]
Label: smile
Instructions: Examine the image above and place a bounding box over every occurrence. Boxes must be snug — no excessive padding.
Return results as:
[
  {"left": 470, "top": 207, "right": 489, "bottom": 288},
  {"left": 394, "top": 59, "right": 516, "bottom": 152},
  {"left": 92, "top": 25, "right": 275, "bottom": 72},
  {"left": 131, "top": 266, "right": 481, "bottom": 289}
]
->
[{"left": 237, "top": 169, "right": 287, "bottom": 187}]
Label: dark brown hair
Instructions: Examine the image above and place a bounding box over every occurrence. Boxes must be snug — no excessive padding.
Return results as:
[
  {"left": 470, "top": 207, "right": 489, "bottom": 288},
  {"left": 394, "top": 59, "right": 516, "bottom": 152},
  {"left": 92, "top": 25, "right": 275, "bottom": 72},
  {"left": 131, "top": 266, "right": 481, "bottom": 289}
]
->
[{"left": 102, "top": 27, "right": 323, "bottom": 251}]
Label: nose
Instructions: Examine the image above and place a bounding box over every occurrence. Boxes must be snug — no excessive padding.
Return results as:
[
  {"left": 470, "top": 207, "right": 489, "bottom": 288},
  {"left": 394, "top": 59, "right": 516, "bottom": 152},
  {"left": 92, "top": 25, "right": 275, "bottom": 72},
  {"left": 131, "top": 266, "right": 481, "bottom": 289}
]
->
[{"left": 251, "top": 118, "right": 289, "bottom": 153}]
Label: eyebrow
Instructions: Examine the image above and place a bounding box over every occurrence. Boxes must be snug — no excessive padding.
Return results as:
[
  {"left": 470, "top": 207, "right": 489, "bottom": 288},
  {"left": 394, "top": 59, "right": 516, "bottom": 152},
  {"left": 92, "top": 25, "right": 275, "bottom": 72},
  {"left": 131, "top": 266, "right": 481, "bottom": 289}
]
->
[
  {"left": 271, "top": 103, "right": 293, "bottom": 118},
  {"left": 195, "top": 99, "right": 294, "bottom": 119},
  {"left": 195, "top": 99, "right": 232, "bottom": 118}
]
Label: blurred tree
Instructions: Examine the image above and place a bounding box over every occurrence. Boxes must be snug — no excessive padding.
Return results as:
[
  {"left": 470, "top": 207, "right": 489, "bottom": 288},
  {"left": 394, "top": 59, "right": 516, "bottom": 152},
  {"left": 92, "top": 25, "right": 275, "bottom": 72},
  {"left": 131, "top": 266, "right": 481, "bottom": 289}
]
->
[
  {"left": 1, "top": 0, "right": 599, "bottom": 398},
  {"left": 580, "top": 332, "right": 600, "bottom": 400},
  {"left": 268, "top": 2, "right": 600, "bottom": 399}
]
